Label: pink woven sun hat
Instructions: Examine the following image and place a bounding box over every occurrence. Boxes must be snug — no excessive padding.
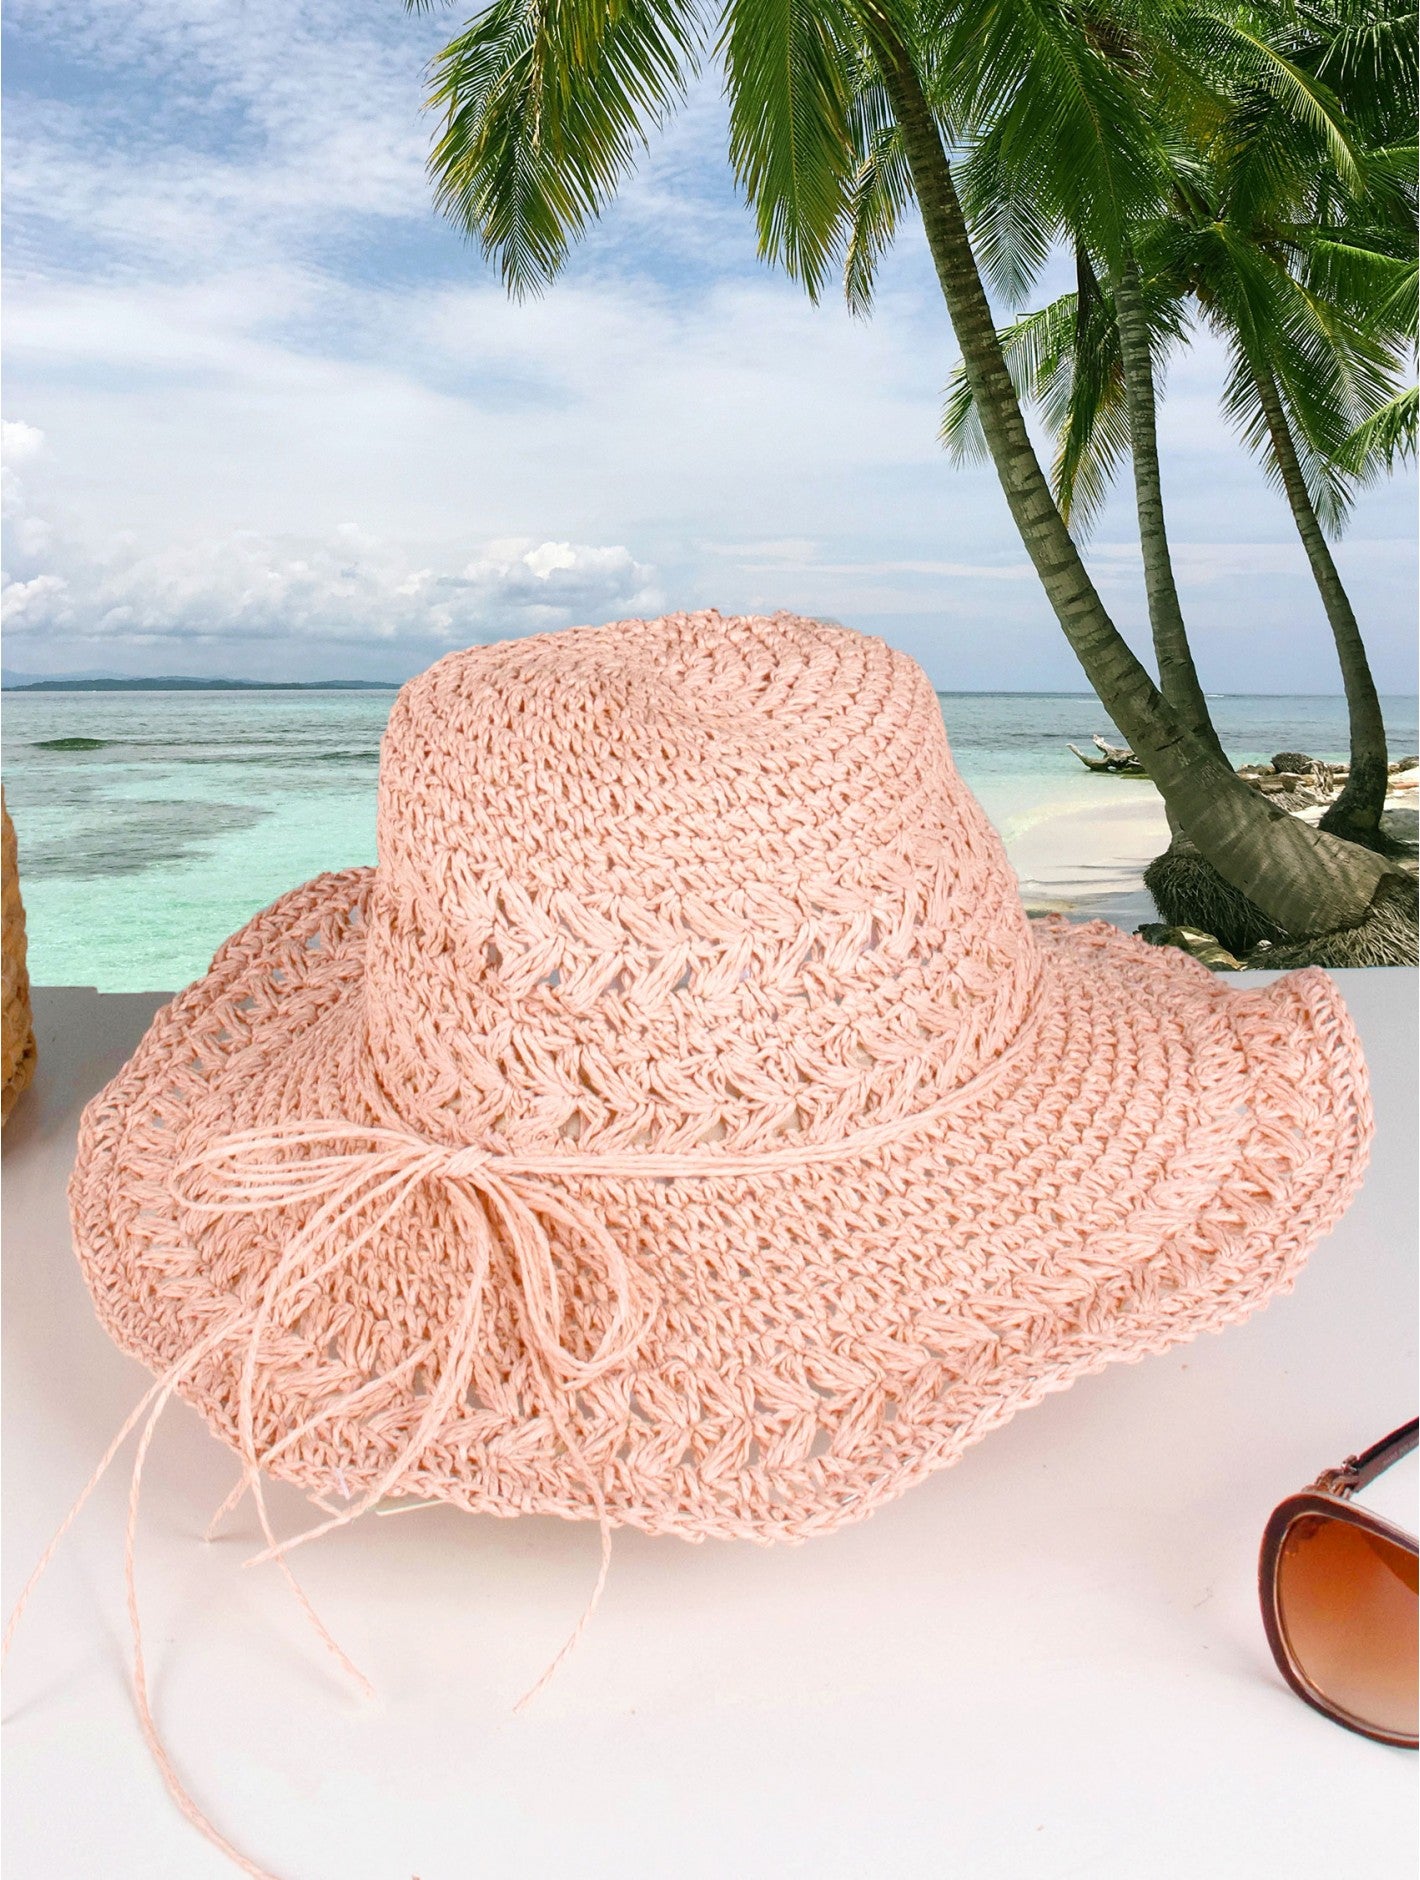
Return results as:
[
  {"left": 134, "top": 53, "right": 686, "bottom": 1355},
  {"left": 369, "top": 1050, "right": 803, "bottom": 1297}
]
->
[{"left": 68, "top": 609, "right": 1372, "bottom": 1545}]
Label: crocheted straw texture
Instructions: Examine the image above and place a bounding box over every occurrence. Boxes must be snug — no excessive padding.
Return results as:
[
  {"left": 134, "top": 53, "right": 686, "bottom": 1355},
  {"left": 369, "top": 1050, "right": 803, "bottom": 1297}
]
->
[
  {"left": 2, "top": 790, "right": 37, "bottom": 1125},
  {"left": 69, "top": 612, "right": 1372, "bottom": 1545}
]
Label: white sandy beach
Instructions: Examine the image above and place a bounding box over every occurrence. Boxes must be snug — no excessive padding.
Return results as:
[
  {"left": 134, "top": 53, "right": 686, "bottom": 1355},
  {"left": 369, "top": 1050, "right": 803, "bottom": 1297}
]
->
[
  {"left": 1005, "top": 789, "right": 1170, "bottom": 919},
  {"left": 1004, "top": 780, "right": 1419, "bottom": 929}
]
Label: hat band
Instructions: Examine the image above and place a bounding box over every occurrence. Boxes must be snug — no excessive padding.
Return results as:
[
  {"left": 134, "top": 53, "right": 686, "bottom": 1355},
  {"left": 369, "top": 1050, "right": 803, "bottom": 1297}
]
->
[
  {"left": 167, "top": 984, "right": 1044, "bottom": 1574},
  {"left": 179, "top": 974, "right": 1048, "bottom": 1356}
]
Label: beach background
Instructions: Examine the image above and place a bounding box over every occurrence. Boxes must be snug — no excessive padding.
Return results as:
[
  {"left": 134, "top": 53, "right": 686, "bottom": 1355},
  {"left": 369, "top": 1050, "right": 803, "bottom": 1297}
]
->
[{"left": 4, "top": 686, "right": 1415, "bottom": 993}]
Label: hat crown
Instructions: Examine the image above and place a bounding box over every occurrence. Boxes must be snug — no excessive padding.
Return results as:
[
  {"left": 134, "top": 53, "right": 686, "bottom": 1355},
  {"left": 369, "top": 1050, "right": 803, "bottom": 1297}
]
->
[{"left": 362, "top": 612, "right": 1037, "bottom": 1149}]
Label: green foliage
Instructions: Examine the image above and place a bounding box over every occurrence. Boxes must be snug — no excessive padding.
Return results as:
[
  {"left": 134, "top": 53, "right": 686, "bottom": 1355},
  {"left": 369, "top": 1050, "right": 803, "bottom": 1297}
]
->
[
  {"left": 939, "top": 0, "right": 1417, "bottom": 540},
  {"left": 416, "top": 0, "right": 1415, "bottom": 538},
  {"left": 425, "top": 0, "right": 703, "bottom": 294},
  {"left": 720, "top": 0, "right": 858, "bottom": 298},
  {"left": 420, "top": 0, "right": 1189, "bottom": 306},
  {"left": 940, "top": 264, "right": 1150, "bottom": 535},
  {"left": 1343, "top": 383, "right": 1419, "bottom": 473},
  {"left": 931, "top": 0, "right": 1173, "bottom": 291},
  {"left": 842, "top": 114, "right": 910, "bottom": 314}
]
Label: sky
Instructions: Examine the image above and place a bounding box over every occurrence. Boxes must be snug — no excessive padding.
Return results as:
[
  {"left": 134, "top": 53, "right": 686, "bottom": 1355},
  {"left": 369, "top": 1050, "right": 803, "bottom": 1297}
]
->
[{"left": 2, "top": 0, "right": 1416, "bottom": 692}]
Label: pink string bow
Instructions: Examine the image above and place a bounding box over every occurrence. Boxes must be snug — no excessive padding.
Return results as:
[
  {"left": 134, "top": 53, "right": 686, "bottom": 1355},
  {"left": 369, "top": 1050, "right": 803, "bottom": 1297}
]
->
[
  {"left": 6, "top": 1121, "right": 664, "bottom": 1880},
  {"left": 172, "top": 1081, "right": 1015, "bottom": 1567},
  {"left": 173, "top": 1120, "right": 659, "bottom": 1568},
  {"left": 173, "top": 1040, "right": 1060, "bottom": 1535},
  {"left": 9, "top": 1035, "right": 1049, "bottom": 1880}
]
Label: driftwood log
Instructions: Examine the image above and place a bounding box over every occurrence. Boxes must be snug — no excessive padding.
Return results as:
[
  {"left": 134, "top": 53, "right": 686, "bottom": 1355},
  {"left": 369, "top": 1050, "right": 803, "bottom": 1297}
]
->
[
  {"left": 1069, "top": 737, "right": 1420, "bottom": 800},
  {"left": 1067, "top": 734, "right": 1146, "bottom": 775}
]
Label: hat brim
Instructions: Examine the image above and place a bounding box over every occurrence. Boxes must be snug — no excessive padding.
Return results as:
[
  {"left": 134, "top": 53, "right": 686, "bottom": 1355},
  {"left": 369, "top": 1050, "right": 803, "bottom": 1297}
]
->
[{"left": 69, "top": 865, "right": 1371, "bottom": 1542}]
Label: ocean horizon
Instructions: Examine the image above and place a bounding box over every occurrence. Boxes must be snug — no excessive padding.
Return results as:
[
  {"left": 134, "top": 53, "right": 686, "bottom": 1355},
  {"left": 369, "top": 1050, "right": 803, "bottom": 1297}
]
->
[{"left": 4, "top": 687, "right": 1416, "bottom": 992}]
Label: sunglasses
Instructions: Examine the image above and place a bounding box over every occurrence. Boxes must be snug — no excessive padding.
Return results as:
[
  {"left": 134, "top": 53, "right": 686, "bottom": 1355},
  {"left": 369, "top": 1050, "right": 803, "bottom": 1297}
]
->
[{"left": 1259, "top": 1418, "right": 1418, "bottom": 1748}]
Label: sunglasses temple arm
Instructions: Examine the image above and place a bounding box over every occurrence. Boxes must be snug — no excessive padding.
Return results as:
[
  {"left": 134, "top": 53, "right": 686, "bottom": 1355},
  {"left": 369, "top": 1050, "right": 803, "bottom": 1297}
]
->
[{"left": 1335, "top": 1418, "right": 1419, "bottom": 1495}]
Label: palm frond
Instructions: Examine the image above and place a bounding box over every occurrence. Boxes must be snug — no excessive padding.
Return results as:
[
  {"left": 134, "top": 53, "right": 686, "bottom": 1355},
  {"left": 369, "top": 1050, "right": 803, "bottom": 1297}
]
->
[
  {"left": 842, "top": 105, "right": 910, "bottom": 314},
  {"left": 938, "top": 279, "right": 1132, "bottom": 536},
  {"left": 939, "top": 295, "right": 1078, "bottom": 460},
  {"left": 1313, "top": 4, "right": 1419, "bottom": 144},
  {"left": 1218, "top": 337, "right": 1354, "bottom": 533},
  {"left": 719, "top": 0, "right": 860, "bottom": 299},
  {"left": 1342, "top": 383, "right": 1419, "bottom": 476},
  {"left": 1302, "top": 234, "right": 1419, "bottom": 341},
  {"left": 938, "top": 365, "right": 991, "bottom": 466},
  {"left": 1202, "top": 10, "right": 1364, "bottom": 194},
  {"left": 426, "top": 0, "right": 702, "bottom": 294},
  {"left": 1053, "top": 252, "right": 1131, "bottom": 535},
  {"left": 1208, "top": 232, "right": 1390, "bottom": 537},
  {"left": 955, "top": 118, "right": 1059, "bottom": 307},
  {"left": 931, "top": 0, "right": 1172, "bottom": 270}
]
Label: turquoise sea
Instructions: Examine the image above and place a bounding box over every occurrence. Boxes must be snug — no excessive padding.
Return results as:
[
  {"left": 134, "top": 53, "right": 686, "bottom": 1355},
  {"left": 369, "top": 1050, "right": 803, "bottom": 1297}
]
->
[{"left": 3, "top": 689, "right": 1416, "bottom": 992}]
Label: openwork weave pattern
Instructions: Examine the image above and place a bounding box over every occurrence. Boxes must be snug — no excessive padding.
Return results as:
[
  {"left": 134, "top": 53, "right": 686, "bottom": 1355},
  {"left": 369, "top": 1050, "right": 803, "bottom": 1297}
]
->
[{"left": 69, "top": 612, "right": 1373, "bottom": 1545}]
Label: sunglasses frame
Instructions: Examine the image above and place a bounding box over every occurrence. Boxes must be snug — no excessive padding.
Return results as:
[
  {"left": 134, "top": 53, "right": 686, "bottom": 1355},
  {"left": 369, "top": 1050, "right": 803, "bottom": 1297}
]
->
[{"left": 1259, "top": 1419, "right": 1419, "bottom": 1749}]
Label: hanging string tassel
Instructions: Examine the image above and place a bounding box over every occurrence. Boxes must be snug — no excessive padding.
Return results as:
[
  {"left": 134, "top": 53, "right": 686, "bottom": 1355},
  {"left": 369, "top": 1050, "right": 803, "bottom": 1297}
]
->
[{"left": 6, "top": 1119, "right": 647, "bottom": 1877}]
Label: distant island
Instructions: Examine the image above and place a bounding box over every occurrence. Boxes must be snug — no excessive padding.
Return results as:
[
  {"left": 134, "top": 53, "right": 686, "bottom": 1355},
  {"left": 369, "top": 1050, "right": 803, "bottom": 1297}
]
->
[{"left": 3, "top": 676, "right": 401, "bottom": 693}]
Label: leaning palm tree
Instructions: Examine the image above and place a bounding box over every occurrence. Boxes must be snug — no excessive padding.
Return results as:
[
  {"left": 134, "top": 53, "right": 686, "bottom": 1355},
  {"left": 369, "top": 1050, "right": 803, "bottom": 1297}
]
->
[
  {"left": 942, "top": 220, "right": 1410, "bottom": 852},
  {"left": 939, "top": 2, "right": 1415, "bottom": 854},
  {"left": 917, "top": 14, "right": 1234, "bottom": 769},
  {"left": 842, "top": 6, "right": 1231, "bottom": 771},
  {"left": 1182, "top": 214, "right": 1408, "bottom": 848},
  {"left": 1179, "top": 0, "right": 1417, "bottom": 846},
  {"left": 412, "top": 0, "right": 1409, "bottom": 949},
  {"left": 940, "top": 0, "right": 1414, "bottom": 846}
]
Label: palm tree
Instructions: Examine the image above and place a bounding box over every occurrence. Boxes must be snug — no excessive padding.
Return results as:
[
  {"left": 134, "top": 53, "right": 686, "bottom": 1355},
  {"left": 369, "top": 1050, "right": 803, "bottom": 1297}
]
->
[
  {"left": 940, "top": 2, "right": 1415, "bottom": 851},
  {"left": 1179, "top": 0, "right": 1416, "bottom": 846},
  {"left": 942, "top": 222, "right": 1410, "bottom": 844},
  {"left": 413, "top": 0, "right": 1407, "bottom": 944},
  {"left": 1201, "top": 219, "right": 1407, "bottom": 847},
  {"left": 922, "top": 14, "right": 1234, "bottom": 770}
]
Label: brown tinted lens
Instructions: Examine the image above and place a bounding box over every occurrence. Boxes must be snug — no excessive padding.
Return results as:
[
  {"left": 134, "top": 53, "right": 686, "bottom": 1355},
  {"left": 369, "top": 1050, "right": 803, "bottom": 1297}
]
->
[{"left": 1276, "top": 1512, "right": 1419, "bottom": 1739}]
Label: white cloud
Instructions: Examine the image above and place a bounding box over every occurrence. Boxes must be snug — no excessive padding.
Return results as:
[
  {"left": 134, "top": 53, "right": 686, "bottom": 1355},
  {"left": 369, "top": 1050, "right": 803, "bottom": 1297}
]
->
[
  {"left": 0, "top": 572, "right": 70, "bottom": 628},
  {"left": 1, "top": 435, "right": 660, "bottom": 668},
  {"left": 1, "top": 419, "right": 45, "bottom": 467},
  {"left": 1, "top": 262, "right": 945, "bottom": 580},
  {"left": 717, "top": 542, "right": 1036, "bottom": 580},
  {"left": 2, "top": 418, "right": 48, "bottom": 522},
  {"left": 2, "top": 0, "right": 442, "bottom": 269},
  {"left": 1088, "top": 537, "right": 1419, "bottom": 586},
  {"left": 2, "top": 0, "right": 1415, "bottom": 691}
]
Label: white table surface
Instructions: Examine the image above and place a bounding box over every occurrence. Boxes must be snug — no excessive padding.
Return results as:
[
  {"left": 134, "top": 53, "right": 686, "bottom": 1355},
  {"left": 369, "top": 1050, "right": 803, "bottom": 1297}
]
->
[{"left": 4, "top": 974, "right": 1416, "bottom": 1880}]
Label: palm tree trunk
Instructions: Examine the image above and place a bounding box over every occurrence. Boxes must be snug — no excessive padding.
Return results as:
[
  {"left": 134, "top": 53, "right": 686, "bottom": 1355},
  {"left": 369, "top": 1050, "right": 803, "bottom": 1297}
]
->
[
  {"left": 1109, "top": 253, "right": 1227, "bottom": 765},
  {"left": 869, "top": 35, "right": 1393, "bottom": 936},
  {"left": 1251, "top": 360, "right": 1391, "bottom": 844}
]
